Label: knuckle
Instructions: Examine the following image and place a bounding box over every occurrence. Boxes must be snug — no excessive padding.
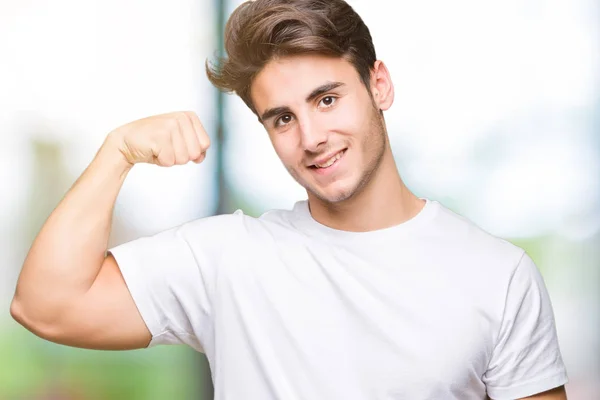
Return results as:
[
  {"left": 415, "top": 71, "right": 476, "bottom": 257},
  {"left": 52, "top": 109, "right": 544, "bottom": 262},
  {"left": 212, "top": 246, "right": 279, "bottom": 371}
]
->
[
  {"left": 175, "top": 111, "right": 188, "bottom": 122},
  {"left": 176, "top": 112, "right": 192, "bottom": 128},
  {"left": 166, "top": 118, "right": 179, "bottom": 131},
  {"left": 183, "top": 110, "right": 197, "bottom": 119}
]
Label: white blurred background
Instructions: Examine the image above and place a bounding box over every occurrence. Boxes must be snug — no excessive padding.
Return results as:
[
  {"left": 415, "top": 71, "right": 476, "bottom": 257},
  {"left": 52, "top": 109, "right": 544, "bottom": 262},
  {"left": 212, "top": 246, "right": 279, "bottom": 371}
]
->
[{"left": 1, "top": 0, "right": 598, "bottom": 398}]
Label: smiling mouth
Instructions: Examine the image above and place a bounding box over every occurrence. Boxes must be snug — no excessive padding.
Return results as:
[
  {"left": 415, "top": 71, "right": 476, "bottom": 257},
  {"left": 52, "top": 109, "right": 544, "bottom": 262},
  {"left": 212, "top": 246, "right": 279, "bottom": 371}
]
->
[{"left": 310, "top": 149, "right": 347, "bottom": 169}]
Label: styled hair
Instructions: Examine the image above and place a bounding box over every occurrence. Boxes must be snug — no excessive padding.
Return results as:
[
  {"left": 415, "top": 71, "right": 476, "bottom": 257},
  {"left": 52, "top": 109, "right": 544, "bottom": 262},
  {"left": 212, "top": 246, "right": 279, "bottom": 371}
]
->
[{"left": 205, "top": 0, "right": 377, "bottom": 115}]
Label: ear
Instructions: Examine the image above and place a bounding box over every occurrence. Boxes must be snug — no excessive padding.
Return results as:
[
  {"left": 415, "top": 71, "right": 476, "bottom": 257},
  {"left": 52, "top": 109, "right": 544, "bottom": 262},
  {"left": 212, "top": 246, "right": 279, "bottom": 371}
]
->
[{"left": 370, "top": 60, "right": 394, "bottom": 111}]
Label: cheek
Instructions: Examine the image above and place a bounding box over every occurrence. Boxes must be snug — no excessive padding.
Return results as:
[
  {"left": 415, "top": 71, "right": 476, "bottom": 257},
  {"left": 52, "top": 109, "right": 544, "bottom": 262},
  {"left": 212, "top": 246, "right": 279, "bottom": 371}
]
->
[
  {"left": 271, "top": 136, "right": 301, "bottom": 167},
  {"left": 323, "top": 99, "right": 371, "bottom": 135}
]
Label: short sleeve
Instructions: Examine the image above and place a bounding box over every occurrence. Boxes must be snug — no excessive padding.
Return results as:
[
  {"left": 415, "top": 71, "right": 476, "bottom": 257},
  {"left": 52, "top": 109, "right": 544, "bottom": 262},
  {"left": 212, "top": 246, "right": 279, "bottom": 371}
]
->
[
  {"left": 483, "top": 252, "right": 568, "bottom": 399},
  {"left": 108, "top": 212, "right": 244, "bottom": 353}
]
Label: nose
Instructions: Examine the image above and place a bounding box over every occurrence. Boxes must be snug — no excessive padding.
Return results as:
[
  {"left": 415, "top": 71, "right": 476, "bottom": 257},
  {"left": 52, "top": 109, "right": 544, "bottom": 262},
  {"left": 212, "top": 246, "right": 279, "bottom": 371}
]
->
[{"left": 299, "top": 117, "right": 327, "bottom": 153}]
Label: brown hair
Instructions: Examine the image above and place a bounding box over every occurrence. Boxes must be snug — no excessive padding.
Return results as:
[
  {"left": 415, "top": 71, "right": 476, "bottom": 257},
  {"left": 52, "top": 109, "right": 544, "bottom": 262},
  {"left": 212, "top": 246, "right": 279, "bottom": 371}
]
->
[{"left": 205, "top": 0, "right": 377, "bottom": 115}]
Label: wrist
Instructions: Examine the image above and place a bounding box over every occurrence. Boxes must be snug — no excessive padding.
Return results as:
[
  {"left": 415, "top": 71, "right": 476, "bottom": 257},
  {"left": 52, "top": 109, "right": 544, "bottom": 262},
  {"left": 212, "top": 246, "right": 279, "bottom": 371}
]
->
[{"left": 97, "top": 133, "right": 134, "bottom": 178}]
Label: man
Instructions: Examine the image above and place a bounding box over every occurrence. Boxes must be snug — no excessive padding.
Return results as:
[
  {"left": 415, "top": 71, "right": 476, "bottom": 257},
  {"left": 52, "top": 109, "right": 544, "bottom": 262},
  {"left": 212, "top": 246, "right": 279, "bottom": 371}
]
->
[{"left": 11, "top": 0, "right": 568, "bottom": 399}]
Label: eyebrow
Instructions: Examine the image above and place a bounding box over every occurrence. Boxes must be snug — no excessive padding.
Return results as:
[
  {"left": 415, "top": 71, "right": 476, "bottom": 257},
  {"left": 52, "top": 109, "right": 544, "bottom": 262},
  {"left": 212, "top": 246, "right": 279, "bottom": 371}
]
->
[{"left": 259, "top": 81, "right": 346, "bottom": 123}]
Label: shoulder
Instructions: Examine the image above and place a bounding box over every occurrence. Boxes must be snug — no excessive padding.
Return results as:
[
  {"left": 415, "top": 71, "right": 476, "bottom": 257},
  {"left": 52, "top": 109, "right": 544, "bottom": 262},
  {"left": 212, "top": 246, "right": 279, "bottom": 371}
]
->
[
  {"left": 179, "top": 209, "right": 248, "bottom": 234},
  {"left": 177, "top": 205, "right": 302, "bottom": 246},
  {"left": 428, "top": 200, "right": 527, "bottom": 276},
  {"left": 432, "top": 201, "right": 524, "bottom": 256}
]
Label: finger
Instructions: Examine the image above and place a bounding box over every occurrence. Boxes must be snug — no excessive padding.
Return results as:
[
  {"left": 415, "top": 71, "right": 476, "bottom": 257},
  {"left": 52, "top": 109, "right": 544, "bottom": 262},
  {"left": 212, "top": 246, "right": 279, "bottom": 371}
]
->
[
  {"left": 185, "top": 111, "right": 211, "bottom": 151},
  {"left": 180, "top": 112, "right": 203, "bottom": 161},
  {"left": 155, "top": 135, "right": 175, "bottom": 166},
  {"left": 171, "top": 123, "right": 189, "bottom": 165},
  {"left": 192, "top": 151, "right": 206, "bottom": 164}
]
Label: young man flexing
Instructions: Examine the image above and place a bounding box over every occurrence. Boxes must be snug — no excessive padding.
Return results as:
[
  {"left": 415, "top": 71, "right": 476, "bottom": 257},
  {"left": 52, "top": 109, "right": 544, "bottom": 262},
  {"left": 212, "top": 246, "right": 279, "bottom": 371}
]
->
[{"left": 11, "top": 0, "right": 568, "bottom": 398}]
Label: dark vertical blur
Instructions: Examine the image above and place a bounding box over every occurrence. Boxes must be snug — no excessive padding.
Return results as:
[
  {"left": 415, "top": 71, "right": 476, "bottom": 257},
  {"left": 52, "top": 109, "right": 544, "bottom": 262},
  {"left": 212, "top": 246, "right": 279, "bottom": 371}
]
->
[
  {"left": 196, "top": 0, "right": 228, "bottom": 397},
  {"left": 215, "top": 0, "right": 231, "bottom": 216}
]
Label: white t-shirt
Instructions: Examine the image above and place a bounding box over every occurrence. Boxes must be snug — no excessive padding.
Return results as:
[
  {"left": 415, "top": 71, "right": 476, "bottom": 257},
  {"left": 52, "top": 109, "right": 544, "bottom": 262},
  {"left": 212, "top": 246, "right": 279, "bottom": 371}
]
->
[{"left": 109, "top": 198, "right": 568, "bottom": 400}]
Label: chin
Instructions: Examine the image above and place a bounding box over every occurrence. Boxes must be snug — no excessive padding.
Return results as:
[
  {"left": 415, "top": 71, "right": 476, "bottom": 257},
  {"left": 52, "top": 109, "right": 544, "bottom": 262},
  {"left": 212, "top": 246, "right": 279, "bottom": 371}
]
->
[
  {"left": 309, "top": 180, "right": 360, "bottom": 204},
  {"left": 314, "top": 192, "right": 351, "bottom": 204}
]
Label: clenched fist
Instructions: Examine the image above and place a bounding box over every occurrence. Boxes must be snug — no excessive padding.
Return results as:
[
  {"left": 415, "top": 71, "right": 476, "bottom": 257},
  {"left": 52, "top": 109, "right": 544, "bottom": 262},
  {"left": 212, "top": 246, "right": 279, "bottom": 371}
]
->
[{"left": 106, "top": 111, "right": 211, "bottom": 167}]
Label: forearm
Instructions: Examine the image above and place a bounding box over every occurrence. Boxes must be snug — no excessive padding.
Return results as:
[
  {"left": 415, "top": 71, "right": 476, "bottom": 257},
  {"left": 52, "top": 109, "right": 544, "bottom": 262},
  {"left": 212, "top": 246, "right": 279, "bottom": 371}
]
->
[{"left": 12, "top": 134, "right": 132, "bottom": 323}]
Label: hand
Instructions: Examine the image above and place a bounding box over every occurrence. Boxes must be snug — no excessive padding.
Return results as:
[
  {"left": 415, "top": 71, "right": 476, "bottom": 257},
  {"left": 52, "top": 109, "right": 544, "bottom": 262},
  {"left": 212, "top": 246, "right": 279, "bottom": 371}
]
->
[{"left": 106, "top": 111, "right": 211, "bottom": 167}]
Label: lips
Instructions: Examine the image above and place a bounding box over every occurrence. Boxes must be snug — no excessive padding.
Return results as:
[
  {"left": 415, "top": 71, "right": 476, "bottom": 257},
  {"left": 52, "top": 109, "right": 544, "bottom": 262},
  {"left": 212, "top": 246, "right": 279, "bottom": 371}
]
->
[
  {"left": 307, "top": 149, "right": 347, "bottom": 177},
  {"left": 310, "top": 149, "right": 347, "bottom": 169}
]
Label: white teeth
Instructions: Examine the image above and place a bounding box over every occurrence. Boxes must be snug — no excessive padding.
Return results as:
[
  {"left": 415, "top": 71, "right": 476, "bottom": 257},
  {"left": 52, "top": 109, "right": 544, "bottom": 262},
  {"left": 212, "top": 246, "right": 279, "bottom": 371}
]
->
[{"left": 315, "top": 150, "right": 344, "bottom": 168}]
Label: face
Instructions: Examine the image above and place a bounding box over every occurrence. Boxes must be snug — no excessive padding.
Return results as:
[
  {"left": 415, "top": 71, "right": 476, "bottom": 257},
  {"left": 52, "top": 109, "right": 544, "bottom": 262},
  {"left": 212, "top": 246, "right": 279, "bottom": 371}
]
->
[{"left": 250, "top": 54, "right": 394, "bottom": 204}]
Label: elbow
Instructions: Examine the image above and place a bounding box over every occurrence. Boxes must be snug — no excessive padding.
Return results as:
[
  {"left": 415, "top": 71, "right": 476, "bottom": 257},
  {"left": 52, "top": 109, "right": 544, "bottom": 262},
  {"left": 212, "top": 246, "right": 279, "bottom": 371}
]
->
[
  {"left": 10, "top": 296, "right": 36, "bottom": 332},
  {"left": 9, "top": 295, "right": 28, "bottom": 327},
  {"left": 10, "top": 295, "right": 59, "bottom": 341}
]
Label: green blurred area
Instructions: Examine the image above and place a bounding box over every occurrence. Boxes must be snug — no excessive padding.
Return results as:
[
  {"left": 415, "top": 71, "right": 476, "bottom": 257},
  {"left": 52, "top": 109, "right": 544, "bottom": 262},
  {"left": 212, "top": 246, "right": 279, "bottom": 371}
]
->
[{"left": 0, "top": 318, "right": 204, "bottom": 399}]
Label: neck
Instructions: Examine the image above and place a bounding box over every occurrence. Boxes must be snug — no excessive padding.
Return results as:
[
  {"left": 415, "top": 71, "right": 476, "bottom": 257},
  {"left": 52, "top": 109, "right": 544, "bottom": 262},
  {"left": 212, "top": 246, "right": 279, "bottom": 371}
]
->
[{"left": 307, "top": 146, "right": 425, "bottom": 232}]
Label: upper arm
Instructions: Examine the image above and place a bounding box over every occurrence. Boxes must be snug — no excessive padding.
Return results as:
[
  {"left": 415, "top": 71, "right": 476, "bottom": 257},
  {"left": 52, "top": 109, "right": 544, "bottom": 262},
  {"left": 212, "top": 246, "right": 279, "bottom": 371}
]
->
[
  {"left": 36, "top": 213, "right": 241, "bottom": 352},
  {"left": 45, "top": 254, "right": 152, "bottom": 350},
  {"left": 517, "top": 385, "right": 568, "bottom": 399},
  {"left": 483, "top": 252, "right": 568, "bottom": 399}
]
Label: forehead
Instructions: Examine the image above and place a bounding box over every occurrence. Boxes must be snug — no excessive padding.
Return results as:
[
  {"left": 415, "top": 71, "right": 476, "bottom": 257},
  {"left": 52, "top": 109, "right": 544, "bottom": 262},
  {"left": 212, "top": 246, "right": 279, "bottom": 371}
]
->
[{"left": 250, "top": 55, "right": 362, "bottom": 112}]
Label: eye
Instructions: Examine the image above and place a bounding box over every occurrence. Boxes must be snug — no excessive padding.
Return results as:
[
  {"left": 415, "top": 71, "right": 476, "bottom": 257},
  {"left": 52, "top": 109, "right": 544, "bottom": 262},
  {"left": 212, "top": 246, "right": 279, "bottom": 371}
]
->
[
  {"left": 275, "top": 114, "right": 294, "bottom": 127},
  {"left": 319, "top": 96, "right": 337, "bottom": 108}
]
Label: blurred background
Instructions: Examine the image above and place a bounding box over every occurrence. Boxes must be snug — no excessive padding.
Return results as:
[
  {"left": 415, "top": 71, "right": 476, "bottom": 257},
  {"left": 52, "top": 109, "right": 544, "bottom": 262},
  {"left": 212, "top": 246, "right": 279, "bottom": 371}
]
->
[{"left": 0, "top": 0, "right": 598, "bottom": 398}]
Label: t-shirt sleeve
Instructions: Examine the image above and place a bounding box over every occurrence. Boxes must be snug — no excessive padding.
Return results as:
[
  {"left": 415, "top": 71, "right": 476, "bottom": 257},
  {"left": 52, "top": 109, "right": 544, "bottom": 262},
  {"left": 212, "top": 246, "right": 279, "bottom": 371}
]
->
[
  {"left": 483, "top": 251, "right": 568, "bottom": 399},
  {"left": 107, "top": 212, "right": 243, "bottom": 353}
]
